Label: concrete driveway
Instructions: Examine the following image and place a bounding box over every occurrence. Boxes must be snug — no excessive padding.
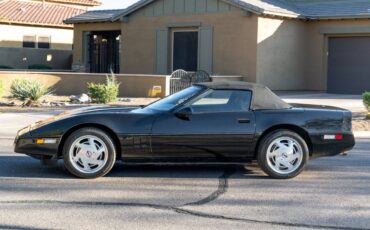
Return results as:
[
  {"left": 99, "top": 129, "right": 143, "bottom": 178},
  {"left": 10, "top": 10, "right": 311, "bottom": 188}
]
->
[
  {"left": 279, "top": 92, "right": 365, "bottom": 113},
  {"left": 0, "top": 112, "right": 369, "bottom": 230}
]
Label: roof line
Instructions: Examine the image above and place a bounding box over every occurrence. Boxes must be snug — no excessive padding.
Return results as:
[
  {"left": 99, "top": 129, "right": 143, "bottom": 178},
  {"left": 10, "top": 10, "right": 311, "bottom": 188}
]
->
[
  {"left": 66, "top": 0, "right": 370, "bottom": 23},
  {"left": 0, "top": 20, "right": 73, "bottom": 28},
  {"left": 110, "top": 0, "right": 270, "bottom": 21},
  {"left": 35, "top": 0, "right": 102, "bottom": 7}
]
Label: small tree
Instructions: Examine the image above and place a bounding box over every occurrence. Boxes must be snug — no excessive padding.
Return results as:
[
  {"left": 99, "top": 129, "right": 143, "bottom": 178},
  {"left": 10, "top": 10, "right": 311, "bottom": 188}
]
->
[
  {"left": 363, "top": 91, "right": 370, "bottom": 119},
  {"left": 88, "top": 72, "right": 120, "bottom": 104}
]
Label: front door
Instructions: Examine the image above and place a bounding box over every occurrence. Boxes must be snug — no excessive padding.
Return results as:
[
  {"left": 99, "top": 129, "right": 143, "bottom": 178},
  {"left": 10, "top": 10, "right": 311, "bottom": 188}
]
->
[
  {"left": 172, "top": 31, "right": 198, "bottom": 72},
  {"left": 88, "top": 31, "right": 120, "bottom": 73},
  {"left": 150, "top": 89, "right": 256, "bottom": 162}
]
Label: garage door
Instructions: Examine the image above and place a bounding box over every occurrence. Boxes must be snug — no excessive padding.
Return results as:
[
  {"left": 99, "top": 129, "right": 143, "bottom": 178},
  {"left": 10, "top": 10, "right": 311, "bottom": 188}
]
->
[{"left": 328, "top": 37, "right": 370, "bottom": 94}]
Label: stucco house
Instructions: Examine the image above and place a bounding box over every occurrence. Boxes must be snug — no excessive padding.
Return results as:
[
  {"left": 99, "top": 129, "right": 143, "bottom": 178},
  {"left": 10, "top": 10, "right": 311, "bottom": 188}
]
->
[
  {"left": 66, "top": 0, "right": 370, "bottom": 94},
  {"left": 0, "top": 0, "right": 101, "bottom": 69}
]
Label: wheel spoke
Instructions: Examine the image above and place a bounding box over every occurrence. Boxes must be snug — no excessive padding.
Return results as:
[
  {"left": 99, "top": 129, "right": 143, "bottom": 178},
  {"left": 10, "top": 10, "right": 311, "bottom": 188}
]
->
[
  {"left": 287, "top": 140, "right": 294, "bottom": 154},
  {"left": 81, "top": 157, "right": 90, "bottom": 169},
  {"left": 89, "top": 159, "right": 103, "bottom": 167},
  {"left": 268, "top": 149, "right": 280, "bottom": 158},
  {"left": 276, "top": 141, "right": 286, "bottom": 150},
  {"left": 280, "top": 159, "right": 293, "bottom": 170},
  {"left": 288, "top": 153, "right": 299, "bottom": 162},
  {"left": 275, "top": 157, "right": 282, "bottom": 170},
  {"left": 76, "top": 143, "right": 85, "bottom": 150},
  {"left": 88, "top": 138, "right": 98, "bottom": 151}
]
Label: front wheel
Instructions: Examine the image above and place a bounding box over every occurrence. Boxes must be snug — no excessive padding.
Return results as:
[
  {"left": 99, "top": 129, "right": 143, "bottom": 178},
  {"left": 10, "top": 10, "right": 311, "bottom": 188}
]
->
[
  {"left": 257, "top": 130, "right": 309, "bottom": 179},
  {"left": 63, "top": 128, "right": 116, "bottom": 179}
]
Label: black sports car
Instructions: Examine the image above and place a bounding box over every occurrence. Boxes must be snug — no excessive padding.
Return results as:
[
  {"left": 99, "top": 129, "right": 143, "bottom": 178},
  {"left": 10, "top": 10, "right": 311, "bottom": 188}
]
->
[{"left": 14, "top": 81, "right": 355, "bottom": 179}]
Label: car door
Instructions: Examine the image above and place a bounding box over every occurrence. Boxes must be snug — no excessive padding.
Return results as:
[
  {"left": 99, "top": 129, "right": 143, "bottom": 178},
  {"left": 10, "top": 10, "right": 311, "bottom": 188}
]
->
[{"left": 150, "top": 89, "right": 256, "bottom": 162}]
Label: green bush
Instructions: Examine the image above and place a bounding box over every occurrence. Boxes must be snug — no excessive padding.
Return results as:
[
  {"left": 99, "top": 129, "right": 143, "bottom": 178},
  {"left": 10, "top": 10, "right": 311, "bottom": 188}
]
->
[
  {"left": 88, "top": 73, "right": 120, "bottom": 104},
  {"left": 10, "top": 79, "right": 50, "bottom": 103},
  {"left": 0, "top": 65, "right": 13, "bottom": 69},
  {"left": 363, "top": 91, "right": 370, "bottom": 112},
  {"left": 0, "top": 80, "right": 3, "bottom": 97},
  {"left": 28, "top": 64, "right": 52, "bottom": 70}
]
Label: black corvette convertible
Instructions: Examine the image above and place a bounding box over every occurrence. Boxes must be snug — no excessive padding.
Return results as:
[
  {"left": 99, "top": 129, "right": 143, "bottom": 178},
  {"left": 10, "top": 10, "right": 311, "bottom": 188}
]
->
[{"left": 14, "top": 81, "right": 355, "bottom": 179}]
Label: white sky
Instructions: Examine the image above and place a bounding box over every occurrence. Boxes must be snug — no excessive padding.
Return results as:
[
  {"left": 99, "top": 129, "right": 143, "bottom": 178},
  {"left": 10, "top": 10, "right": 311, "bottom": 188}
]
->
[{"left": 94, "top": 0, "right": 140, "bottom": 10}]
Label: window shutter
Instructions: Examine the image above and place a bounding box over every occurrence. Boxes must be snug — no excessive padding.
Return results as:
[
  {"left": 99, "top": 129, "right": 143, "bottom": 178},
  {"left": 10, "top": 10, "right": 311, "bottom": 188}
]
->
[
  {"left": 198, "top": 26, "right": 213, "bottom": 74},
  {"left": 155, "top": 28, "right": 169, "bottom": 74}
]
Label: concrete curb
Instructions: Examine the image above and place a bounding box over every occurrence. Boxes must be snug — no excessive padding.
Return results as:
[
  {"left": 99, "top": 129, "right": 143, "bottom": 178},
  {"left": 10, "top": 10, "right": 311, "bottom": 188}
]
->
[{"left": 354, "top": 131, "right": 370, "bottom": 139}]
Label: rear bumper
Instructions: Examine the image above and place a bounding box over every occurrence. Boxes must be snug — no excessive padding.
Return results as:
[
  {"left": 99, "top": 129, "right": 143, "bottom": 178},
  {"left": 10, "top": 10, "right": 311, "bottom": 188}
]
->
[{"left": 310, "top": 133, "right": 355, "bottom": 158}]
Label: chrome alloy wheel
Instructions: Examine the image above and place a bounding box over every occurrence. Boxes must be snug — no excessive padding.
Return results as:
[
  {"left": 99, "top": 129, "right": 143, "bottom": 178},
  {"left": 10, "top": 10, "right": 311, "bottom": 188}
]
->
[
  {"left": 266, "top": 137, "right": 303, "bottom": 175},
  {"left": 69, "top": 135, "right": 108, "bottom": 174}
]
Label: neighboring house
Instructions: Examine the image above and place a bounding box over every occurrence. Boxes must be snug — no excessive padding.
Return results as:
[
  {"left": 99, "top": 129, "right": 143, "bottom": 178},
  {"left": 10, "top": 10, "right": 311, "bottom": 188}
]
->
[
  {"left": 66, "top": 0, "right": 370, "bottom": 94},
  {"left": 0, "top": 0, "right": 100, "bottom": 69}
]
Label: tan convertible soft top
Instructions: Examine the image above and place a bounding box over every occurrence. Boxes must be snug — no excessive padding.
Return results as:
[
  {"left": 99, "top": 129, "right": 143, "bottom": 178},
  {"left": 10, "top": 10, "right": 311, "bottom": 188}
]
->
[{"left": 194, "top": 81, "right": 291, "bottom": 110}]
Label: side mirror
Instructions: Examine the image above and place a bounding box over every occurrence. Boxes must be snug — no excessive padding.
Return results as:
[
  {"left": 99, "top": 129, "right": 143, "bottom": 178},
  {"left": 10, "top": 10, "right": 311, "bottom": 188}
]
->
[{"left": 175, "top": 107, "right": 192, "bottom": 120}]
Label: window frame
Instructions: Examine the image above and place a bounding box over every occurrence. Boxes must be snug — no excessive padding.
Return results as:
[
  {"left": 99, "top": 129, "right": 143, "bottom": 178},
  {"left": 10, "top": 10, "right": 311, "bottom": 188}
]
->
[
  {"left": 37, "top": 36, "right": 51, "bottom": 49},
  {"left": 23, "top": 35, "right": 36, "bottom": 48},
  {"left": 181, "top": 89, "right": 253, "bottom": 114}
]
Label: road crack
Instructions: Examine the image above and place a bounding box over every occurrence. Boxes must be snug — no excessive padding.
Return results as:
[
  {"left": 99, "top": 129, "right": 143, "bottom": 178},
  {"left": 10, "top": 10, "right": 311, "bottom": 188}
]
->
[
  {"left": 0, "top": 199, "right": 367, "bottom": 230},
  {"left": 181, "top": 168, "right": 235, "bottom": 207}
]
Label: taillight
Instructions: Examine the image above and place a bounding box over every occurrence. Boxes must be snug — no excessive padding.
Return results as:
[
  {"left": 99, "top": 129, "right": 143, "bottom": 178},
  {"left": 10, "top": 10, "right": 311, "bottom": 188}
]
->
[
  {"left": 335, "top": 134, "right": 343, "bottom": 140},
  {"left": 323, "top": 134, "right": 343, "bottom": 140}
]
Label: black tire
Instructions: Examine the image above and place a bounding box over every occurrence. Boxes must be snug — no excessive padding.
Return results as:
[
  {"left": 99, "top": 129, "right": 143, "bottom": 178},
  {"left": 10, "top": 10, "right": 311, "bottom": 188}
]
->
[
  {"left": 63, "top": 128, "right": 116, "bottom": 179},
  {"left": 257, "top": 129, "right": 309, "bottom": 179}
]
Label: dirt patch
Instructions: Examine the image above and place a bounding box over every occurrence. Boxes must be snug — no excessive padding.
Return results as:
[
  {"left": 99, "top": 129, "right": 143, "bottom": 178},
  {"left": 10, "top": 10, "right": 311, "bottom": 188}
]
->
[{"left": 353, "top": 119, "right": 370, "bottom": 132}]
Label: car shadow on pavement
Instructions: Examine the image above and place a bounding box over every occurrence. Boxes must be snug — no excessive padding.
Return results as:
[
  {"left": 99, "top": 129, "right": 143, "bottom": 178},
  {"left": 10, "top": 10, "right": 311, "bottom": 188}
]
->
[
  {"left": 109, "top": 163, "right": 261, "bottom": 179},
  {"left": 0, "top": 155, "right": 265, "bottom": 180}
]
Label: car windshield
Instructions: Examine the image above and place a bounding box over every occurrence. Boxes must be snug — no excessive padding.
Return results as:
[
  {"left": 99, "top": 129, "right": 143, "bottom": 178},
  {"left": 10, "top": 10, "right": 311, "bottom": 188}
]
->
[{"left": 143, "top": 86, "right": 204, "bottom": 111}]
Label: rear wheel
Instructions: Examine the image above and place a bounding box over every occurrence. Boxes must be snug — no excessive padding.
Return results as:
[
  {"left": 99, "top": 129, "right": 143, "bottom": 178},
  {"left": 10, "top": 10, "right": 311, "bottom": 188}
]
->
[
  {"left": 63, "top": 128, "right": 116, "bottom": 179},
  {"left": 257, "top": 130, "right": 309, "bottom": 179}
]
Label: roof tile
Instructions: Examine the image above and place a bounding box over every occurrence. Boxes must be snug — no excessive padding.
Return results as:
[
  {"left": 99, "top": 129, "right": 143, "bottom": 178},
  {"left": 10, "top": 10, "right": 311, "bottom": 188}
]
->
[{"left": 0, "top": 0, "right": 87, "bottom": 27}]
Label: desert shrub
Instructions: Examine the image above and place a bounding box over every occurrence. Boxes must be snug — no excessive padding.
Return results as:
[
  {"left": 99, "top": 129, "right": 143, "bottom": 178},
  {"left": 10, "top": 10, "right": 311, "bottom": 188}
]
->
[
  {"left": 363, "top": 91, "right": 370, "bottom": 112},
  {"left": 87, "top": 73, "right": 120, "bottom": 104},
  {"left": 10, "top": 79, "right": 50, "bottom": 103},
  {"left": 0, "top": 65, "right": 13, "bottom": 69},
  {"left": 0, "top": 80, "right": 3, "bottom": 97},
  {"left": 28, "top": 64, "right": 52, "bottom": 70}
]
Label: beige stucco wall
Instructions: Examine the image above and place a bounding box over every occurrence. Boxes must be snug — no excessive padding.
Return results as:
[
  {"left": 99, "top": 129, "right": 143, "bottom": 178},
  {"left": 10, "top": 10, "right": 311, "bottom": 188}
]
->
[
  {"left": 0, "top": 24, "right": 73, "bottom": 50},
  {"left": 256, "top": 17, "right": 370, "bottom": 91},
  {"left": 0, "top": 72, "right": 243, "bottom": 97},
  {"left": 121, "top": 11, "right": 258, "bottom": 82},
  {"left": 256, "top": 17, "right": 308, "bottom": 90},
  {"left": 306, "top": 19, "right": 370, "bottom": 91},
  {"left": 0, "top": 71, "right": 168, "bottom": 97}
]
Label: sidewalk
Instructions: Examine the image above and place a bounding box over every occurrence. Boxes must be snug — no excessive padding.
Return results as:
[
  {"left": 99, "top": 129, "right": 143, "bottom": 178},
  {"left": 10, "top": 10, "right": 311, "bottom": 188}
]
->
[
  {"left": 354, "top": 131, "right": 370, "bottom": 139},
  {"left": 279, "top": 92, "right": 365, "bottom": 113}
]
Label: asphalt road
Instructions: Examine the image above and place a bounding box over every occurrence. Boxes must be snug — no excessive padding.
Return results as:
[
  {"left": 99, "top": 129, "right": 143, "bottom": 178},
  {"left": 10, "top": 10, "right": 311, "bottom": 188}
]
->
[{"left": 0, "top": 112, "right": 369, "bottom": 230}]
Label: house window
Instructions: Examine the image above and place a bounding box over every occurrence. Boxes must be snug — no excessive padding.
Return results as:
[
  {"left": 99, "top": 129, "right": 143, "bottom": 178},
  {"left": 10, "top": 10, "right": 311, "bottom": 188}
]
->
[
  {"left": 23, "top": 35, "right": 36, "bottom": 48},
  {"left": 172, "top": 31, "right": 198, "bottom": 72},
  {"left": 38, "top": 36, "right": 50, "bottom": 49}
]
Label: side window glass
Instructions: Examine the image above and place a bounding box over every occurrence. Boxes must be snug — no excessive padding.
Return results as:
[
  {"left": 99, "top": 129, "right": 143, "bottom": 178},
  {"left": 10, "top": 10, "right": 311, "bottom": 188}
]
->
[{"left": 188, "top": 90, "right": 251, "bottom": 113}]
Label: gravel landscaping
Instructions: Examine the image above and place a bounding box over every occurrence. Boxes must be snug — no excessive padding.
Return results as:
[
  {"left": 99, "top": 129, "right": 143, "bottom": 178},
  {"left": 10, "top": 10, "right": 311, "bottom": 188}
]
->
[{"left": 0, "top": 95, "right": 159, "bottom": 112}]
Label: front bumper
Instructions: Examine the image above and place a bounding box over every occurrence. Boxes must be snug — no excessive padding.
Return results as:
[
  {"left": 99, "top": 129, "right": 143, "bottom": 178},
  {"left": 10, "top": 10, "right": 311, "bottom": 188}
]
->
[
  {"left": 14, "top": 126, "right": 60, "bottom": 159},
  {"left": 310, "top": 133, "right": 355, "bottom": 158}
]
